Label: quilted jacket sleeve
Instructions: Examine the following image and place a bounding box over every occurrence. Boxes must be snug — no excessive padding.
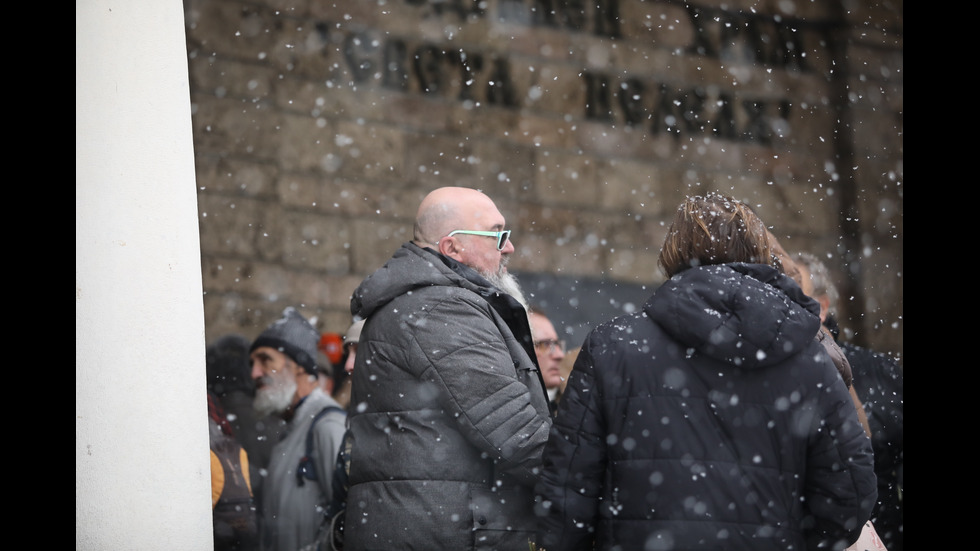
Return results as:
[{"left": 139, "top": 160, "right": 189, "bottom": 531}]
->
[
  {"left": 413, "top": 291, "right": 553, "bottom": 484},
  {"left": 802, "top": 357, "right": 878, "bottom": 549}
]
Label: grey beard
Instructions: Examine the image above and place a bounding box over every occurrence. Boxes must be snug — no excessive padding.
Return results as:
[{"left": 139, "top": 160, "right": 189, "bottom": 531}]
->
[
  {"left": 253, "top": 373, "right": 297, "bottom": 418},
  {"left": 484, "top": 267, "right": 529, "bottom": 312}
]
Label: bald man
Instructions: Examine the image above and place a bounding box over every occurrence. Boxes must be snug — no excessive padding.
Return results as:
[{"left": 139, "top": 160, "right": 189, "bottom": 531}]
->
[
  {"left": 345, "top": 187, "right": 553, "bottom": 549},
  {"left": 528, "top": 310, "right": 566, "bottom": 411}
]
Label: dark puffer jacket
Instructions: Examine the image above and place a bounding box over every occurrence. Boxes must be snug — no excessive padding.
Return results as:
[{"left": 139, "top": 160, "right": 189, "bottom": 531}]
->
[
  {"left": 345, "top": 242, "right": 553, "bottom": 550},
  {"left": 535, "top": 263, "right": 877, "bottom": 551},
  {"left": 836, "top": 332, "right": 904, "bottom": 551}
]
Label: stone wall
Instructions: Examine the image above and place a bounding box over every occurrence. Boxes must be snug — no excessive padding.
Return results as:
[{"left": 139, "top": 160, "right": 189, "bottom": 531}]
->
[{"left": 185, "top": 0, "right": 903, "bottom": 360}]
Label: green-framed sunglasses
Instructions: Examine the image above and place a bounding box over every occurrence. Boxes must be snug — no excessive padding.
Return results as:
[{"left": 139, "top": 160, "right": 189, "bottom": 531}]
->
[{"left": 447, "top": 229, "right": 512, "bottom": 251}]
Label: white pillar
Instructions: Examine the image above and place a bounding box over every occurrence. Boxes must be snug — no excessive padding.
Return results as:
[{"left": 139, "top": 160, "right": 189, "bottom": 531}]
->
[{"left": 76, "top": 2, "right": 211, "bottom": 549}]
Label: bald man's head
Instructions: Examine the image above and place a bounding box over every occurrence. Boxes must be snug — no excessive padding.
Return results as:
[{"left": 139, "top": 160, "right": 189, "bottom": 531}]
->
[
  {"left": 414, "top": 187, "right": 499, "bottom": 245},
  {"left": 411, "top": 187, "right": 525, "bottom": 308}
]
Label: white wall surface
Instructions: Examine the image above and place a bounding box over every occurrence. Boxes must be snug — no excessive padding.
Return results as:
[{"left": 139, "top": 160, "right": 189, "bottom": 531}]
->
[{"left": 76, "top": 2, "right": 212, "bottom": 549}]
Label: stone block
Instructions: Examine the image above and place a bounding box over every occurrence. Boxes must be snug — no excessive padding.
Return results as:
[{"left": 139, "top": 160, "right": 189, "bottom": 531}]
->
[
  {"left": 333, "top": 120, "right": 407, "bottom": 183},
  {"left": 277, "top": 112, "right": 338, "bottom": 173},
  {"left": 195, "top": 156, "right": 277, "bottom": 197},
  {"left": 190, "top": 94, "right": 284, "bottom": 161},
  {"left": 198, "top": 194, "right": 279, "bottom": 258},
  {"left": 532, "top": 149, "right": 599, "bottom": 207},
  {"left": 349, "top": 218, "right": 412, "bottom": 275},
  {"left": 186, "top": 53, "right": 276, "bottom": 103},
  {"left": 276, "top": 211, "right": 352, "bottom": 273}
]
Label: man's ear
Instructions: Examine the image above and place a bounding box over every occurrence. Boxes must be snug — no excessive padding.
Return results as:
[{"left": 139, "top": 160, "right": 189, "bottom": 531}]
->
[{"left": 438, "top": 236, "right": 463, "bottom": 260}]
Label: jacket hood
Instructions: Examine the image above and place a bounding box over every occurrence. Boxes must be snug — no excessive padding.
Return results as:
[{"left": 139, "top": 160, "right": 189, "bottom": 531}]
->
[
  {"left": 351, "top": 242, "right": 499, "bottom": 320},
  {"left": 647, "top": 263, "right": 821, "bottom": 369}
]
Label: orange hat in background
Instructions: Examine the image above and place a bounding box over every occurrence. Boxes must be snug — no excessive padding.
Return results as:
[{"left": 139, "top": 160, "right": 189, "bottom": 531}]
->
[{"left": 319, "top": 332, "right": 344, "bottom": 365}]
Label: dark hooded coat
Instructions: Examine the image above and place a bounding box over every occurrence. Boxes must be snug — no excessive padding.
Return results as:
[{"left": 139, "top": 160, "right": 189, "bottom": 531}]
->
[
  {"left": 345, "top": 242, "right": 553, "bottom": 550},
  {"left": 828, "top": 317, "right": 904, "bottom": 550},
  {"left": 535, "top": 263, "right": 877, "bottom": 551}
]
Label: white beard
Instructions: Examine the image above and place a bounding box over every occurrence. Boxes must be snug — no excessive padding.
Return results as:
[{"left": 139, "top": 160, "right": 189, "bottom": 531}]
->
[
  {"left": 484, "top": 267, "right": 529, "bottom": 312},
  {"left": 253, "top": 369, "right": 297, "bottom": 418}
]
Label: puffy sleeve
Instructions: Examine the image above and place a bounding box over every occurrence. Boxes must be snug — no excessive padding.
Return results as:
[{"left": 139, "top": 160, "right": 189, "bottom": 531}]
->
[
  {"left": 534, "top": 331, "right": 608, "bottom": 550},
  {"left": 413, "top": 292, "right": 553, "bottom": 484},
  {"left": 803, "top": 356, "right": 878, "bottom": 549}
]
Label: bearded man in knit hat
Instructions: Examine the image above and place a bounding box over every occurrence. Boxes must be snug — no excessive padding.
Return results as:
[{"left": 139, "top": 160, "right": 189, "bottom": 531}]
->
[{"left": 249, "top": 307, "right": 346, "bottom": 551}]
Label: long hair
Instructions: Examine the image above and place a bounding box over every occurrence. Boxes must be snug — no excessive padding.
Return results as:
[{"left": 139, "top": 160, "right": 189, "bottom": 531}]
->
[{"left": 658, "top": 193, "right": 777, "bottom": 278}]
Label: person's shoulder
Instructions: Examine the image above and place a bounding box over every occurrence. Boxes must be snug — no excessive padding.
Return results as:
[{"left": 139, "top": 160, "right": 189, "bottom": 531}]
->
[
  {"left": 591, "top": 310, "right": 650, "bottom": 335},
  {"left": 316, "top": 392, "right": 347, "bottom": 414},
  {"left": 407, "top": 284, "right": 497, "bottom": 319},
  {"left": 581, "top": 310, "right": 665, "bottom": 360},
  {"left": 308, "top": 396, "right": 347, "bottom": 439},
  {"left": 591, "top": 309, "right": 676, "bottom": 348},
  {"left": 301, "top": 389, "right": 343, "bottom": 417}
]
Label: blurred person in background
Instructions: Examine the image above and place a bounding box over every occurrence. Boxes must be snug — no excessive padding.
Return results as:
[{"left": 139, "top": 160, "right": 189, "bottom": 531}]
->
[
  {"left": 319, "top": 318, "right": 365, "bottom": 551},
  {"left": 769, "top": 235, "right": 872, "bottom": 438},
  {"left": 342, "top": 320, "right": 364, "bottom": 376},
  {"left": 315, "top": 355, "right": 336, "bottom": 402},
  {"left": 528, "top": 309, "right": 566, "bottom": 413},
  {"left": 795, "top": 251, "right": 903, "bottom": 550},
  {"left": 208, "top": 388, "right": 259, "bottom": 551},
  {"left": 207, "top": 334, "right": 285, "bottom": 516},
  {"left": 249, "top": 307, "right": 347, "bottom": 551}
]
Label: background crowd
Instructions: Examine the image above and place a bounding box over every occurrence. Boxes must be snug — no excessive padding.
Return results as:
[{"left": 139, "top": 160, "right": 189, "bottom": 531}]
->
[{"left": 206, "top": 187, "right": 902, "bottom": 551}]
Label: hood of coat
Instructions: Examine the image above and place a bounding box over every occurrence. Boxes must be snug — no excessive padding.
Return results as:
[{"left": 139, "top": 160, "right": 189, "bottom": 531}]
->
[
  {"left": 351, "top": 242, "right": 512, "bottom": 321},
  {"left": 646, "top": 262, "right": 821, "bottom": 369}
]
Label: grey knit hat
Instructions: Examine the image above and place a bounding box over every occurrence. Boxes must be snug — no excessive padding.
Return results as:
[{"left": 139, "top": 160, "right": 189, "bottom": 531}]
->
[
  {"left": 344, "top": 319, "right": 365, "bottom": 345},
  {"left": 250, "top": 307, "right": 320, "bottom": 375}
]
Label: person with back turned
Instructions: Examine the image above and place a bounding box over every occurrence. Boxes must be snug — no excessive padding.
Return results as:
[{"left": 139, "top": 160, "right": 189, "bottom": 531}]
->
[{"left": 535, "top": 193, "right": 877, "bottom": 550}]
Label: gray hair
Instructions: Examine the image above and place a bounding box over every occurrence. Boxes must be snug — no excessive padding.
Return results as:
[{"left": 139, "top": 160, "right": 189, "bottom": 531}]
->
[{"left": 793, "top": 252, "right": 839, "bottom": 317}]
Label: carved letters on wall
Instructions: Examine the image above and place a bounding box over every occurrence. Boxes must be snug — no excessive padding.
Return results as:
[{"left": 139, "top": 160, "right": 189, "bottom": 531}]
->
[{"left": 321, "top": 1, "right": 831, "bottom": 146}]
